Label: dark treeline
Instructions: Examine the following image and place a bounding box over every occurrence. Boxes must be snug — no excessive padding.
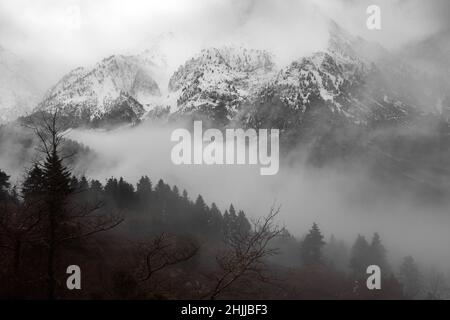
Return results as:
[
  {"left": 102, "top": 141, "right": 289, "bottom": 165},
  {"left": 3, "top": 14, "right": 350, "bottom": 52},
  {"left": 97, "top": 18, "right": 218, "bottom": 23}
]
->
[
  {"left": 85, "top": 174, "right": 252, "bottom": 242},
  {"left": 0, "top": 112, "right": 447, "bottom": 300},
  {"left": 0, "top": 167, "right": 445, "bottom": 299}
]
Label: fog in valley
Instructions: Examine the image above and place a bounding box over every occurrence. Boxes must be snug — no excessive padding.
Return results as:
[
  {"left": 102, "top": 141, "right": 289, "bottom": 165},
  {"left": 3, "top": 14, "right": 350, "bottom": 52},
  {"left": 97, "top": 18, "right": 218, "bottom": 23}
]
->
[
  {"left": 65, "top": 121, "right": 450, "bottom": 271},
  {"left": 1, "top": 0, "right": 450, "bottom": 300}
]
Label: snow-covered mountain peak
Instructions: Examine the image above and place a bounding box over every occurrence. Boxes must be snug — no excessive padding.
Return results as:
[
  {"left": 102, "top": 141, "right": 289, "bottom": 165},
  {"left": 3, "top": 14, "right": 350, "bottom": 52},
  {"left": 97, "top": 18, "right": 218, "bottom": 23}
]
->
[
  {"left": 16, "top": 21, "right": 444, "bottom": 129},
  {"left": 168, "top": 45, "right": 276, "bottom": 92},
  {"left": 166, "top": 45, "right": 277, "bottom": 119},
  {"left": 36, "top": 53, "right": 163, "bottom": 125},
  {"left": 196, "top": 46, "right": 275, "bottom": 73}
]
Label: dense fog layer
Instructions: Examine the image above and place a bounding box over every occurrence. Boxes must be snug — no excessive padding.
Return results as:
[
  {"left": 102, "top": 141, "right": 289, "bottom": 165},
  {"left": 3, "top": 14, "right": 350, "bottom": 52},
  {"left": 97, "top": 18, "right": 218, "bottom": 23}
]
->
[{"left": 67, "top": 121, "right": 450, "bottom": 271}]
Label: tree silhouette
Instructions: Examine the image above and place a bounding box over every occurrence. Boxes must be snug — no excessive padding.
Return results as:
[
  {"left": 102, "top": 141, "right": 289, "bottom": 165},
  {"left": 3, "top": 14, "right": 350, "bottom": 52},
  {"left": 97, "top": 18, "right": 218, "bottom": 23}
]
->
[
  {"left": 0, "top": 169, "right": 10, "bottom": 200},
  {"left": 208, "top": 203, "right": 223, "bottom": 238},
  {"left": 349, "top": 234, "right": 371, "bottom": 275},
  {"left": 369, "top": 233, "right": 388, "bottom": 273},
  {"left": 236, "top": 210, "right": 251, "bottom": 237},
  {"left": 138, "top": 233, "right": 199, "bottom": 285},
  {"left": 323, "top": 235, "right": 349, "bottom": 272},
  {"left": 0, "top": 171, "right": 41, "bottom": 289},
  {"left": 399, "top": 256, "right": 422, "bottom": 299},
  {"left": 207, "top": 206, "right": 282, "bottom": 300},
  {"left": 300, "top": 223, "right": 325, "bottom": 266},
  {"left": 90, "top": 180, "right": 103, "bottom": 193},
  {"left": 26, "top": 111, "right": 123, "bottom": 299}
]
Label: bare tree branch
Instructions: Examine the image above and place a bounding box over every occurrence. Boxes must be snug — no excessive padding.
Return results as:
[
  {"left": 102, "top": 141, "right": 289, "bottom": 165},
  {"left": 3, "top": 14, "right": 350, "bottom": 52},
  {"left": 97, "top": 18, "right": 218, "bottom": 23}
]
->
[
  {"left": 138, "top": 233, "right": 199, "bottom": 283},
  {"left": 205, "top": 205, "right": 282, "bottom": 300}
]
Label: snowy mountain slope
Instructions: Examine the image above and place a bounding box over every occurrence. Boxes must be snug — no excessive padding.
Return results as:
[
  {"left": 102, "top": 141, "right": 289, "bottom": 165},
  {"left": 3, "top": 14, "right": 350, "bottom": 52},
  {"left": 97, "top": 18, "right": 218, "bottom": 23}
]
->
[
  {"left": 238, "top": 20, "right": 430, "bottom": 132},
  {"left": 32, "top": 20, "right": 446, "bottom": 129},
  {"left": 168, "top": 46, "right": 276, "bottom": 121},
  {"left": 36, "top": 53, "right": 164, "bottom": 125},
  {"left": 160, "top": 21, "right": 433, "bottom": 129},
  {"left": 327, "top": 20, "right": 446, "bottom": 117},
  {"left": 0, "top": 46, "right": 41, "bottom": 124}
]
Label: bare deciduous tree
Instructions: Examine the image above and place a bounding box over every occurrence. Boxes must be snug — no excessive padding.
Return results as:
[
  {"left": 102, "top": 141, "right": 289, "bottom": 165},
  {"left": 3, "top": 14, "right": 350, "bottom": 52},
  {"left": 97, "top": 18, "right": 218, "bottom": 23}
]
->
[
  {"left": 206, "top": 206, "right": 282, "bottom": 300},
  {"left": 137, "top": 233, "right": 199, "bottom": 283}
]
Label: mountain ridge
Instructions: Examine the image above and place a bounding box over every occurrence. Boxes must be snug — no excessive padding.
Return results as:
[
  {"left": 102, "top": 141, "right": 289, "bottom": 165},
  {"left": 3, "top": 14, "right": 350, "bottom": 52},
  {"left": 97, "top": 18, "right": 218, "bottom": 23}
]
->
[{"left": 2, "top": 20, "right": 447, "bottom": 131}]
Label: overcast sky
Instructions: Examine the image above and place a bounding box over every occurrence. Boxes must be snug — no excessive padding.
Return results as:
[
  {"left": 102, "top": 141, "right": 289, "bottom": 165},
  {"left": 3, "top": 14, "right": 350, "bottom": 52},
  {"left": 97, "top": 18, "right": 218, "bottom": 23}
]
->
[{"left": 0, "top": 0, "right": 448, "bottom": 86}]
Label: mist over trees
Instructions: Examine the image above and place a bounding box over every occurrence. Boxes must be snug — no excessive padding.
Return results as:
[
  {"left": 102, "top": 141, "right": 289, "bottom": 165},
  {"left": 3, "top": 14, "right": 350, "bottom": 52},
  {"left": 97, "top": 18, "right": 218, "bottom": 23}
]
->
[{"left": 0, "top": 113, "right": 449, "bottom": 300}]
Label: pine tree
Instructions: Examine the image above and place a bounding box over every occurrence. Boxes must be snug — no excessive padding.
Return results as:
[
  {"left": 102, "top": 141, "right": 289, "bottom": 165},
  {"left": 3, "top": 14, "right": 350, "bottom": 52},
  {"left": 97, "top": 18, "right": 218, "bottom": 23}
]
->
[
  {"left": 1, "top": 169, "right": 39, "bottom": 281},
  {"left": 208, "top": 203, "right": 223, "bottom": 236},
  {"left": 195, "top": 195, "right": 206, "bottom": 211},
  {"left": 117, "top": 177, "right": 135, "bottom": 208},
  {"left": 323, "top": 234, "right": 349, "bottom": 271},
  {"left": 236, "top": 210, "right": 251, "bottom": 236},
  {"left": 222, "top": 204, "right": 237, "bottom": 240},
  {"left": 136, "top": 176, "right": 152, "bottom": 199},
  {"left": 182, "top": 190, "right": 189, "bottom": 201},
  {"left": 399, "top": 256, "right": 422, "bottom": 299},
  {"left": 300, "top": 223, "right": 325, "bottom": 266},
  {"left": 349, "top": 234, "right": 371, "bottom": 275},
  {"left": 370, "top": 233, "right": 388, "bottom": 272},
  {"left": 90, "top": 180, "right": 103, "bottom": 193},
  {"left": 223, "top": 209, "right": 231, "bottom": 237},
  {"left": 167, "top": 185, "right": 181, "bottom": 224},
  {"left": 26, "top": 111, "right": 122, "bottom": 299},
  {"left": 0, "top": 169, "right": 11, "bottom": 202},
  {"left": 0, "top": 169, "right": 10, "bottom": 196},
  {"left": 22, "top": 165, "right": 44, "bottom": 200},
  {"left": 153, "top": 179, "right": 169, "bottom": 223},
  {"left": 172, "top": 185, "right": 180, "bottom": 197},
  {"left": 229, "top": 204, "right": 236, "bottom": 218},
  {"left": 190, "top": 195, "right": 208, "bottom": 233},
  {"left": 155, "top": 179, "right": 166, "bottom": 192},
  {"left": 69, "top": 176, "right": 79, "bottom": 191},
  {"left": 88, "top": 179, "right": 104, "bottom": 204},
  {"left": 41, "top": 146, "right": 73, "bottom": 299},
  {"left": 105, "top": 178, "right": 119, "bottom": 197},
  {"left": 79, "top": 176, "right": 89, "bottom": 191}
]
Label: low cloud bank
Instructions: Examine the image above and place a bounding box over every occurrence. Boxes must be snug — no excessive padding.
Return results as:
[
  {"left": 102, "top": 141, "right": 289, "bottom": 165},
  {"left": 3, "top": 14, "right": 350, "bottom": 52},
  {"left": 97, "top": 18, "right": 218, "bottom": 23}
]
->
[{"left": 68, "top": 121, "right": 450, "bottom": 269}]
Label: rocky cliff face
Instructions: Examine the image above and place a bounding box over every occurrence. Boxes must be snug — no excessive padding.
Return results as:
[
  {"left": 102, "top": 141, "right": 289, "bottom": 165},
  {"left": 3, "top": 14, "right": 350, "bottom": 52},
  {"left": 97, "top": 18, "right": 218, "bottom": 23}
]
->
[
  {"left": 167, "top": 46, "right": 276, "bottom": 123},
  {"left": 36, "top": 54, "right": 164, "bottom": 126},
  {"left": 21, "top": 20, "right": 446, "bottom": 132}
]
